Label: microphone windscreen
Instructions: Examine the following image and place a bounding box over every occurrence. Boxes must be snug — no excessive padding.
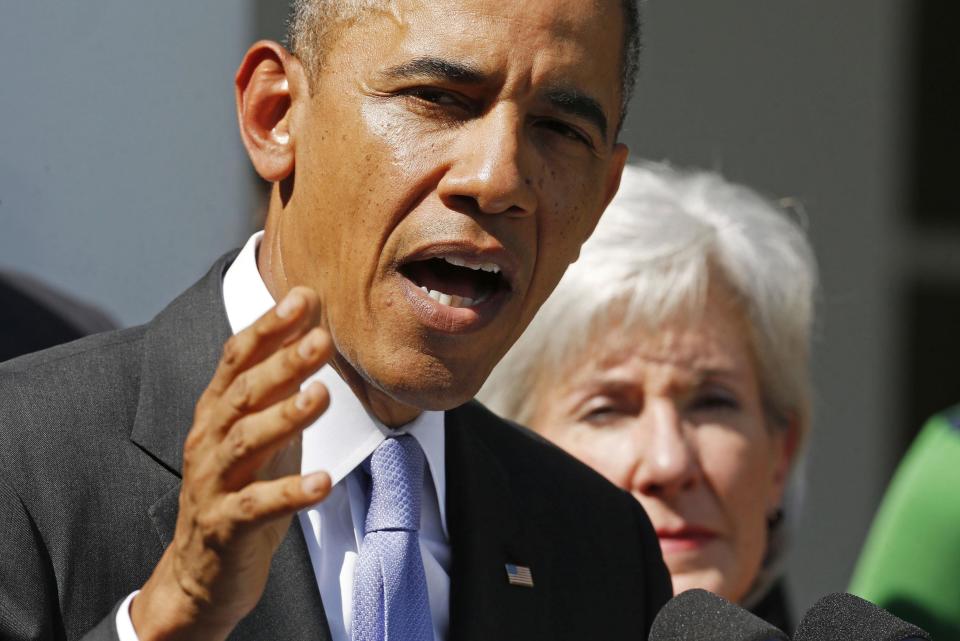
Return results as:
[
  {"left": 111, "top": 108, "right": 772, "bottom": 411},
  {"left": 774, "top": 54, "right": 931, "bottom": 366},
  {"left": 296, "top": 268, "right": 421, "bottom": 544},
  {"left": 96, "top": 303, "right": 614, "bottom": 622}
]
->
[
  {"left": 794, "top": 592, "right": 931, "bottom": 641},
  {"left": 649, "top": 589, "right": 789, "bottom": 641}
]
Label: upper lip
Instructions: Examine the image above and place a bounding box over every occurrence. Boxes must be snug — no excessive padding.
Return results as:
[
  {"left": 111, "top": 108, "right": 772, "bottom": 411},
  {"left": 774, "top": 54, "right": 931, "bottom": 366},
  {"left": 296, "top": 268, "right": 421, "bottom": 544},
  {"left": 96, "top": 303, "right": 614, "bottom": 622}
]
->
[
  {"left": 398, "top": 240, "right": 520, "bottom": 290},
  {"left": 655, "top": 524, "right": 719, "bottom": 539}
]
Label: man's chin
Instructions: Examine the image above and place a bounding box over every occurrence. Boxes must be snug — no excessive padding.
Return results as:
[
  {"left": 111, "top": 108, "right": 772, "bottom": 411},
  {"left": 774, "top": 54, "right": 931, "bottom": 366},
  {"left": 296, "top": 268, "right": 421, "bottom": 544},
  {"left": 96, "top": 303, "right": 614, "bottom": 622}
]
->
[
  {"left": 345, "top": 351, "right": 492, "bottom": 421},
  {"left": 373, "top": 373, "right": 483, "bottom": 414}
]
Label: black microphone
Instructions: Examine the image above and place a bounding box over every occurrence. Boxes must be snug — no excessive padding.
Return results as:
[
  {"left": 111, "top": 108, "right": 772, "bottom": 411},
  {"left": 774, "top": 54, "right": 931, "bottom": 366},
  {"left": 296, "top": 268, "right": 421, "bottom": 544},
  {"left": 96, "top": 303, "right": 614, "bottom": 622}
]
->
[
  {"left": 794, "top": 592, "right": 930, "bottom": 641},
  {"left": 648, "top": 589, "right": 789, "bottom": 641}
]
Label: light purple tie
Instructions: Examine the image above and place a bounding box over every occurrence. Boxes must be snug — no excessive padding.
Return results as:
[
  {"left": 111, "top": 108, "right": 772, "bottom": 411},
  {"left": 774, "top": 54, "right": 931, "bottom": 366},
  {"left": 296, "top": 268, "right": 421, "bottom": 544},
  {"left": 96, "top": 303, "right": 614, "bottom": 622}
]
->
[{"left": 351, "top": 435, "right": 433, "bottom": 641}]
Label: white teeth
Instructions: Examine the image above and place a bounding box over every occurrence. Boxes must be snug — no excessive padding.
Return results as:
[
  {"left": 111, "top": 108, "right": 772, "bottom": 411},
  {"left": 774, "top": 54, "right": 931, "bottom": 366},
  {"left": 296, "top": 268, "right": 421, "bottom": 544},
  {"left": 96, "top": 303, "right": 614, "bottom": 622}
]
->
[
  {"left": 440, "top": 256, "right": 501, "bottom": 274},
  {"left": 419, "top": 286, "right": 428, "bottom": 294},
  {"left": 422, "top": 288, "right": 482, "bottom": 308}
]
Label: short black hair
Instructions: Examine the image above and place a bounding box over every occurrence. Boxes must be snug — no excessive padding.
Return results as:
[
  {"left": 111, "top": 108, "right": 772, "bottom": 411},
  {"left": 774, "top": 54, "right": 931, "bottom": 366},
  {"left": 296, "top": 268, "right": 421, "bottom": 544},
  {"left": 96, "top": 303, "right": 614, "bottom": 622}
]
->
[
  {"left": 618, "top": 0, "right": 642, "bottom": 129},
  {"left": 287, "top": 0, "right": 642, "bottom": 134}
]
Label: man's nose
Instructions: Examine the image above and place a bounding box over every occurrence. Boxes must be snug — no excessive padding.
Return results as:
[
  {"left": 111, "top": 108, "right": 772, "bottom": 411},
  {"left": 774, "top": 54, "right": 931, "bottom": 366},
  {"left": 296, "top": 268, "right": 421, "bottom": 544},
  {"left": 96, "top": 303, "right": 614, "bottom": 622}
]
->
[
  {"left": 629, "top": 400, "right": 699, "bottom": 499},
  {"left": 437, "top": 106, "right": 537, "bottom": 217}
]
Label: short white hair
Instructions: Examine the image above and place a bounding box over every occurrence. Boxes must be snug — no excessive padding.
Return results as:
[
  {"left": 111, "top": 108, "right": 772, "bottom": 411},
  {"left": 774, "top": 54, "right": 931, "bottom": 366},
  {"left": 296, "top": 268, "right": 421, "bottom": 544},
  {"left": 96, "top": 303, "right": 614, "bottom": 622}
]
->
[{"left": 479, "top": 161, "right": 817, "bottom": 446}]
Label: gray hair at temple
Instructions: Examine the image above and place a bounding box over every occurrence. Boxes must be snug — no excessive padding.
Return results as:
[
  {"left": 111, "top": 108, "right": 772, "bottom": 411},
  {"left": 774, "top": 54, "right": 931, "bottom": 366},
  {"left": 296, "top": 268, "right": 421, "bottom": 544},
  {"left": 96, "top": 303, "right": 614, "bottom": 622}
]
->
[
  {"left": 478, "top": 161, "right": 818, "bottom": 450},
  {"left": 286, "top": 0, "right": 643, "bottom": 126}
]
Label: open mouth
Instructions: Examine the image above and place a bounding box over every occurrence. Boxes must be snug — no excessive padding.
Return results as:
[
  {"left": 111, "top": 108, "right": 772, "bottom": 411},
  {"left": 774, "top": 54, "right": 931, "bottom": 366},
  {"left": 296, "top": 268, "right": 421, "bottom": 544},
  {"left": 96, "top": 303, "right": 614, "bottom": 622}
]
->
[{"left": 399, "top": 256, "right": 509, "bottom": 308}]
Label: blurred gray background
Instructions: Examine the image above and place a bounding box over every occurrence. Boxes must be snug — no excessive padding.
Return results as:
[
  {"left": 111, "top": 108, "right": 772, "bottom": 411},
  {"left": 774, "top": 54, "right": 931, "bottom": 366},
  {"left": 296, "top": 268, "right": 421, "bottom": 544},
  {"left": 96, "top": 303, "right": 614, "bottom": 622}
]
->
[
  {"left": 0, "top": 3, "right": 258, "bottom": 327},
  {"left": 2, "top": 0, "right": 958, "bottom": 621}
]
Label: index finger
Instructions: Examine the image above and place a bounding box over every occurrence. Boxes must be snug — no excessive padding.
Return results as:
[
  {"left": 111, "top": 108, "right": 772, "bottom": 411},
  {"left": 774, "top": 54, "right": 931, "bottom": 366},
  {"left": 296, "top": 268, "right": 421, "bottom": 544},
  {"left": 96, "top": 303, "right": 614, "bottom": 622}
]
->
[{"left": 206, "top": 286, "right": 321, "bottom": 398}]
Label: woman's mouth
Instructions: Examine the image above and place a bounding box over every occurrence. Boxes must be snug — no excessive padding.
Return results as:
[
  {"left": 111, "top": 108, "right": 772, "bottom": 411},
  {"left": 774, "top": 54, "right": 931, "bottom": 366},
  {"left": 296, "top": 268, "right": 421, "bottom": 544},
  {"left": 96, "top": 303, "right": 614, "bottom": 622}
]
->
[{"left": 655, "top": 525, "right": 719, "bottom": 554}]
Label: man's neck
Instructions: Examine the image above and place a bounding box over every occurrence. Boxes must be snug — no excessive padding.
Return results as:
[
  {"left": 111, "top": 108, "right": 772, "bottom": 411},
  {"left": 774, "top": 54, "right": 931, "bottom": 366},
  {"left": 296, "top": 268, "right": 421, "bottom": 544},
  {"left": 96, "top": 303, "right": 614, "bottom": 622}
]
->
[
  {"left": 258, "top": 207, "right": 290, "bottom": 303},
  {"left": 329, "top": 354, "right": 423, "bottom": 428},
  {"left": 258, "top": 210, "right": 423, "bottom": 429}
]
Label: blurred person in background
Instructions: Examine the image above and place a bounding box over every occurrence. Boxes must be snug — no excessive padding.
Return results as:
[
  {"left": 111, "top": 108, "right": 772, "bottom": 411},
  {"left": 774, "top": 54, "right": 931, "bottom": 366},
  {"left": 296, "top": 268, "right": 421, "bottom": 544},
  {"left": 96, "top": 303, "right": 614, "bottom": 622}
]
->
[
  {"left": 479, "top": 161, "right": 818, "bottom": 631},
  {"left": 850, "top": 405, "right": 960, "bottom": 639},
  {"left": 0, "top": 270, "right": 115, "bottom": 362}
]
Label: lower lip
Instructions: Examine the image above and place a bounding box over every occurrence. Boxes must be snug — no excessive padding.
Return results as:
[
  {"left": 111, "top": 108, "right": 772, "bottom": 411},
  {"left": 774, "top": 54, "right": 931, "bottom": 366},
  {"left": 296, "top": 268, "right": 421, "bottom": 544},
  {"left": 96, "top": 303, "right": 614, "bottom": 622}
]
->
[
  {"left": 657, "top": 534, "right": 717, "bottom": 554},
  {"left": 397, "top": 275, "right": 509, "bottom": 334}
]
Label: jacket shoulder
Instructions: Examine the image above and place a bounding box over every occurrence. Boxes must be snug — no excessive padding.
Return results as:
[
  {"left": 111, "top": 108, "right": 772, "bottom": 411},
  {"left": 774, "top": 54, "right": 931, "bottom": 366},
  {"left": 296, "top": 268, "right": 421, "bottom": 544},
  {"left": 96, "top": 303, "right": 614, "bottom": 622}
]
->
[
  {"left": 453, "top": 399, "right": 665, "bottom": 557},
  {"left": 451, "top": 400, "right": 672, "bottom": 635},
  {"left": 0, "top": 325, "right": 146, "bottom": 420},
  {"left": 455, "top": 400, "right": 636, "bottom": 504},
  {"left": 1, "top": 323, "right": 145, "bottom": 370},
  {"left": 0, "top": 326, "right": 147, "bottom": 488}
]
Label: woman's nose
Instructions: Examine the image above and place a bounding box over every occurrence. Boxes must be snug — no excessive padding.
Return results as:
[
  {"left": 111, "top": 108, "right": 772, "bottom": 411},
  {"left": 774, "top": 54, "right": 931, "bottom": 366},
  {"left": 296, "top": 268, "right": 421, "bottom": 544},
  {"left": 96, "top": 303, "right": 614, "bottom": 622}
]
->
[
  {"left": 630, "top": 400, "right": 699, "bottom": 499},
  {"left": 436, "top": 106, "right": 537, "bottom": 217}
]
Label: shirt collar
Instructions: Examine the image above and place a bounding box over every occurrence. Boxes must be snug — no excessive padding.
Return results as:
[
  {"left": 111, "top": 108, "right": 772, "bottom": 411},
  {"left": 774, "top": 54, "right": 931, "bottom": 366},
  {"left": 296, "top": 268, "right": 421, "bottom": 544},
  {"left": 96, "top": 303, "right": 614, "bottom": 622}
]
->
[{"left": 221, "top": 232, "right": 447, "bottom": 528}]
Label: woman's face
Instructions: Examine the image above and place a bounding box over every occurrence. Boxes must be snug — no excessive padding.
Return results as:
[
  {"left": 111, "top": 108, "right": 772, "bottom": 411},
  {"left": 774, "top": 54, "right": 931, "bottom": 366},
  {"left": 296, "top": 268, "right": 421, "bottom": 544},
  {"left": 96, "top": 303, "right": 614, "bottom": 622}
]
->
[{"left": 529, "top": 288, "right": 793, "bottom": 602}]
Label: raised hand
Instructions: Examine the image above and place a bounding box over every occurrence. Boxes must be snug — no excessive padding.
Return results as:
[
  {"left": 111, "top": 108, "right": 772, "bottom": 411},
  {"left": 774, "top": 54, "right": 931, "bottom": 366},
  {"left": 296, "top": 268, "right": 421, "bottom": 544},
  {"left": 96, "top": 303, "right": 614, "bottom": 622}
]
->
[{"left": 131, "top": 287, "right": 333, "bottom": 641}]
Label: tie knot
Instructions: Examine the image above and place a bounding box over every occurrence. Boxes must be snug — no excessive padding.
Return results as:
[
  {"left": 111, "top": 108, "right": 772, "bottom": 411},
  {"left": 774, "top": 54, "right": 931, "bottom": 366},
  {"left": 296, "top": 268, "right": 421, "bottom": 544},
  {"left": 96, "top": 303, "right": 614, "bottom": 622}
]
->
[{"left": 364, "top": 435, "right": 424, "bottom": 533}]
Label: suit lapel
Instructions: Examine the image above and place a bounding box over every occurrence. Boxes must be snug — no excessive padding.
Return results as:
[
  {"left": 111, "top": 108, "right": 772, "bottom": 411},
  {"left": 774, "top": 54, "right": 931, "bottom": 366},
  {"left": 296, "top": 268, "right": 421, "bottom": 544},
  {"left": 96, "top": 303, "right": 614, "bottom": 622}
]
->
[
  {"left": 233, "top": 524, "right": 332, "bottom": 641},
  {"left": 132, "top": 252, "right": 332, "bottom": 641},
  {"left": 130, "top": 252, "right": 236, "bottom": 476},
  {"left": 147, "top": 482, "right": 330, "bottom": 640},
  {"left": 445, "top": 404, "right": 548, "bottom": 641}
]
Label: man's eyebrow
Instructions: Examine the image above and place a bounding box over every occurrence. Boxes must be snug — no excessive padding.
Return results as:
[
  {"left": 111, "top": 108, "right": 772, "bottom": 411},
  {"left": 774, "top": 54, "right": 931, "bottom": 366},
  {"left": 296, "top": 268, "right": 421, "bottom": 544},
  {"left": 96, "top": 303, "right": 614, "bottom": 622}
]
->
[
  {"left": 381, "top": 56, "right": 486, "bottom": 84},
  {"left": 544, "top": 88, "right": 609, "bottom": 141}
]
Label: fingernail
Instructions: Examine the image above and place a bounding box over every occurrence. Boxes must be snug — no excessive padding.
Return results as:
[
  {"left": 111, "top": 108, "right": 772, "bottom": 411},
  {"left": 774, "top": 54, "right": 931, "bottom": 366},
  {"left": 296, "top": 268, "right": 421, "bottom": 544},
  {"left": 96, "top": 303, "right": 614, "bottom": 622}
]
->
[
  {"left": 277, "top": 291, "right": 304, "bottom": 319},
  {"left": 295, "top": 382, "right": 319, "bottom": 411},
  {"left": 302, "top": 472, "right": 328, "bottom": 496},
  {"left": 298, "top": 329, "right": 321, "bottom": 360},
  {"left": 295, "top": 388, "right": 312, "bottom": 411}
]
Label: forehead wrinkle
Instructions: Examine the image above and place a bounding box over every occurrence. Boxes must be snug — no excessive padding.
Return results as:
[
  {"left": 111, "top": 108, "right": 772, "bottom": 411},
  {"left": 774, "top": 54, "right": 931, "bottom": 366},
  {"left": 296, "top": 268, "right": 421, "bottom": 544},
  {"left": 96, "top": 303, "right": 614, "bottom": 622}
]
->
[
  {"left": 447, "top": 0, "right": 604, "bottom": 37},
  {"left": 583, "top": 329, "right": 745, "bottom": 387},
  {"left": 389, "top": 1, "right": 618, "bottom": 109},
  {"left": 561, "top": 357, "right": 688, "bottom": 405},
  {"left": 411, "top": 1, "right": 602, "bottom": 64},
  {"left": 379, "top": 56, "right": 487, "bottom": 84}
]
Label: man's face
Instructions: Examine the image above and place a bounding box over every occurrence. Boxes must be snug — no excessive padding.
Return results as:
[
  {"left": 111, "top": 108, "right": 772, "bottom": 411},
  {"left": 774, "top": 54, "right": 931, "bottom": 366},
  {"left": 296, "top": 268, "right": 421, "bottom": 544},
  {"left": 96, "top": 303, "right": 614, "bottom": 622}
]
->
[{"left": 279, "top": 0, "right": 628, "bottom": 412}]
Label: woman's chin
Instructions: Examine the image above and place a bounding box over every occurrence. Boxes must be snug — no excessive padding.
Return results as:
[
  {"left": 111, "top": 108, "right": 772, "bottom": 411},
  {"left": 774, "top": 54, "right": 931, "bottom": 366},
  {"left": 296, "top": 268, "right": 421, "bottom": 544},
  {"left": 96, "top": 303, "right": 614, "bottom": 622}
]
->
[{"left": 668, "top": 567, "right": 738, "bottom": 602}]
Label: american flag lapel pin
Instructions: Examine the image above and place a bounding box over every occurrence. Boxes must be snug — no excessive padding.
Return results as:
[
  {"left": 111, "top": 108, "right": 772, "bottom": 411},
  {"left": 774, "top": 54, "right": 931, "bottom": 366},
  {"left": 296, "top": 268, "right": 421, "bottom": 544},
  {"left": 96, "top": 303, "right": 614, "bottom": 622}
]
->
[{"left": 505, "top": 563, "right": 534, "bottom": 588}]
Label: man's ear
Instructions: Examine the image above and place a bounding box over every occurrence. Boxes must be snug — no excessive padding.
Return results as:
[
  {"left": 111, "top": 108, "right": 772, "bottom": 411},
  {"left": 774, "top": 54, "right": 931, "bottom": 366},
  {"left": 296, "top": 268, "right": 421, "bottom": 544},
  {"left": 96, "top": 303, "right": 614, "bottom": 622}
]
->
[
  {"left": 601, "top": 142, "right": 629, "bottom": 211},
  {"left": 573, "top": 142, "right": 628, "bottom": 252},
  {"left": 235, "top": 40, "right": 310, "bottom": 183}
]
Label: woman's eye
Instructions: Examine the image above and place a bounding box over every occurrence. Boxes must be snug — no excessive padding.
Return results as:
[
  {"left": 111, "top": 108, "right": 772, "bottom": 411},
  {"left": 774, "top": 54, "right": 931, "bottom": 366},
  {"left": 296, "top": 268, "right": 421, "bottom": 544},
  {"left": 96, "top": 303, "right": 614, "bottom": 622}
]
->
[
  {"left": 689, "top": 392, "right": 740, "bottom": 412},
  {"left": 580, "top": 405, "right": 629, "bottom": 425}
]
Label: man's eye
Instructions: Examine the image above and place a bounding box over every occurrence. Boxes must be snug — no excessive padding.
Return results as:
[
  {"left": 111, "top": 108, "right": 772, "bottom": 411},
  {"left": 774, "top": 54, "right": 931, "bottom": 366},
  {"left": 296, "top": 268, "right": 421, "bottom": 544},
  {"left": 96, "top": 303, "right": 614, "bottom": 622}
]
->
[
  {"left": 536, "top": 118, "right": 592, "bottom": 147},
  {"left": 404, "top": 87, "right": 467, "bottom": 109}
]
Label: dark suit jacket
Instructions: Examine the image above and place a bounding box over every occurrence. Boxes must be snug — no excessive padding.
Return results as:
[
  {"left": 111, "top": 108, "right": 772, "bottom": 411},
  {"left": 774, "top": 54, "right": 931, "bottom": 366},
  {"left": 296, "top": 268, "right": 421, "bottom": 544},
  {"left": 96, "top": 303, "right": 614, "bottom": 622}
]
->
[
  {"left": 750, "top": 579, "right": 794, "bottom": 634},
  {"left": 0, "top": 254, "right": 671, "bottom": 641}
]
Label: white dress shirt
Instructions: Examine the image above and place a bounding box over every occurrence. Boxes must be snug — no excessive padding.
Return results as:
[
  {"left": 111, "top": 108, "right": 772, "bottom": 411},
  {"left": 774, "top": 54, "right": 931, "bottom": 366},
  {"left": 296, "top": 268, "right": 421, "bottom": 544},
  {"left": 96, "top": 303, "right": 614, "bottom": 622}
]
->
[{"left": 117, "top": 232, "right": 450, "bottom": 641}]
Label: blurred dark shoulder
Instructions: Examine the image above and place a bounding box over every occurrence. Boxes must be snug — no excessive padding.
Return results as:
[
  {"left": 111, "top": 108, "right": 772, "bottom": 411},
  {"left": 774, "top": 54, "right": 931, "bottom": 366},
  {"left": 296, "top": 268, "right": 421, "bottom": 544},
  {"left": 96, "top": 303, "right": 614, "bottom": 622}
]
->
[
  {"left": 750, "top": 579, "right": 794, "bottom": 634},
  {"left": 0, "top": 270, "right": 116, "bottom": 362}
]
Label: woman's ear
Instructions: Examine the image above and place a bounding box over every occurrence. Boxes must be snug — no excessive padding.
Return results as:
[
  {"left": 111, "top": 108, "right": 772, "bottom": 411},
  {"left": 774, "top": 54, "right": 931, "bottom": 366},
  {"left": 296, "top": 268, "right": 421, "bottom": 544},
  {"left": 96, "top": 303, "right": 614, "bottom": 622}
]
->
[
  {"left": 768, "top": 414, "right": 801, "bottom": 513},
  {"left": 235, "top": 40, "right": 310, "bottom": 182}
]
